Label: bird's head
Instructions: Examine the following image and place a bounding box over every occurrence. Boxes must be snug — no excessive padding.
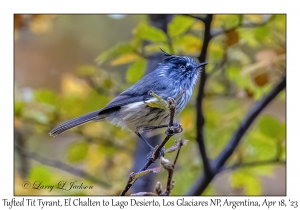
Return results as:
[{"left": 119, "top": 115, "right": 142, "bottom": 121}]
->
[{"left": 158, "top": 49, "right": 208, "bottom": 81}]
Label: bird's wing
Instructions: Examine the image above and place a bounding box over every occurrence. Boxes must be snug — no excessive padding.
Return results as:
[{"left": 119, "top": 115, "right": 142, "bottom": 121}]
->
[
  {"left": 49, "top": 70, "right": 171, "bottom": 136},
  {"left": 99, "top": 71, "right": 171, "bottom": 115}
]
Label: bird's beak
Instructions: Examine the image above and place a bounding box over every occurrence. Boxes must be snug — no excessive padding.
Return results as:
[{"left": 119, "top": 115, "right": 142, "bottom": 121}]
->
[{"left": 197, "top": 62, "right": 208, "bottom": 69}]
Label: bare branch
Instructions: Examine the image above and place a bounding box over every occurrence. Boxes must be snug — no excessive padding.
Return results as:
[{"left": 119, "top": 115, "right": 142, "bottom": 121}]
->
[
  {"left": 187, "top": 75, "right": 286, "bottom": 195},
  {"left": 15, "top": 145, "right": 111, "bottom": 188},
  {"left": 196, "top": 14, "right": 213, "bottom": 177},
  {"left": 120, "top": 172, "right": 136, "bottom": 196},
  {"left": 214, "top": 76, "right": 286, "bottom": 169},
  {"left": 164, "top": 139, "right": 184, "bottom": 196},
  {"left": 120, "top": 93, "right": 183, "bottom": 196}
]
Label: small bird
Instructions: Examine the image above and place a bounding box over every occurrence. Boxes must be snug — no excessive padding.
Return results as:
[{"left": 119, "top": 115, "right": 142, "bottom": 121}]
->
[{"left": 49, "top": 49, "right": 208, "bottom": 153}]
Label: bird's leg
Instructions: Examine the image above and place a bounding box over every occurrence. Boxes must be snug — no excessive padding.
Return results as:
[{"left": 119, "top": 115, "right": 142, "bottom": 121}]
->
[
  {"left": 135, "top": 132, "right": 165, "bottom": 159},
  {"left": 135, "top": 132, "right": 154, "bottom": 149},
  {"left": 139, "top": 125, "right": 168, "bottom": 133}
]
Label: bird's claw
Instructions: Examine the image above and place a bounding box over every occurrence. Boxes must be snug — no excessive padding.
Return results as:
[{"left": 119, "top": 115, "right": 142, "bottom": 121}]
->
[
  {"left": 165, "top": 122, "right": 183, "bottom": 136},
  {"left": 147, "top": 146, "right": 165, "bottom": 161}
]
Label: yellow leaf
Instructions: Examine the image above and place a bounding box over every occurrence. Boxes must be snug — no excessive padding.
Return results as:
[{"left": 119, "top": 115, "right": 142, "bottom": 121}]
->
[
  {"left": 191, "top": 21, "right": 204, "bottom": 30},
  {"left": 144, "top": 92, "right": 169, "bottom": 112},
  {"left": 226, "top": 29, "right": 239, "bottom": 47},
  {"left": 29, "top": 15, "right": 56, "bottom": 34},
  {"left": 61, "top": 74, "right": 90, "bottom": 96},
  {"left": 77, "top": 65, "right": 96, "bottom": 76},
  {"left": 245, "top": 14, "right": 262, "bottom": 23},
  {"left": 208, "top": 42, "right": 224, "bottom": 60},
  {"left": 213, "top": 15, "right": 230, "bottom": 27},
  {"left": 181, "top": 112, "right": 194, "bottom": 131},
  {"left": 87, "top": 144, "right": 103, "bottom": 171},
  {"left": 82, "top": 122, "right": 103, "bottom": 136},
  {"left": 144, "top": 43, "right": 169, "bottom": 54},
  {"left": 173, "top": 35, "right": 201, "bottom": 54},
  {"left": 110, "top": 53, "right": 139, "bottom": 66}
]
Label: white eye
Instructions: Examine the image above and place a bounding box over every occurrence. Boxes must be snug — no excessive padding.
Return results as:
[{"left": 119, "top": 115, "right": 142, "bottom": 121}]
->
[{"left": 179, "top": 64, "right": 186, "bottom": 71}]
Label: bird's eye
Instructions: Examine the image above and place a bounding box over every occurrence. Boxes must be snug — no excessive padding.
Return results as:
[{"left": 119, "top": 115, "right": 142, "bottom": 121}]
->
[{"left": 179, "top": 64, "right": 186, "bottom": 71}]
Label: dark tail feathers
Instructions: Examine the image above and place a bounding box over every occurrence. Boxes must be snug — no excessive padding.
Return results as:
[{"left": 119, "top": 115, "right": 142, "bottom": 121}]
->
[{"left": 49, "top": 110, "right": 105, "bottom": 137}]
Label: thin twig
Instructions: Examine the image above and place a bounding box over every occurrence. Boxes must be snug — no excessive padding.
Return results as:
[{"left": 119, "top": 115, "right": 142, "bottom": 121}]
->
[
  {"left": 173, "top": 141, "right": 183, "bottom": 167},
  {"left": 120, "top": 172, "right": 135, "bottom": 196},
  {"left": 164, "top": 140, "right": 183, "bottom": 196},
  {"left": 119, "top": 96, "right": 181, "bottom": 196},
  {"left": 15, "top": 145, "right": 111, "bottom": 188},
  {"left": 187, "top": 75, "right": 286, "bottom": 195}
]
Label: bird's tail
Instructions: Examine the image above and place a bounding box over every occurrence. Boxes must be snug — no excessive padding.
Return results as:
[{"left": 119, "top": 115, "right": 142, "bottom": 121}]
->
[{"left": 49, "top": 110, "right": 105, "bottom": 137}]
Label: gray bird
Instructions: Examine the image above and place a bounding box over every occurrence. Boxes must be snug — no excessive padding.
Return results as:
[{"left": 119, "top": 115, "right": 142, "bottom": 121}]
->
[{"left": 49, "top": 50, "right": 208, "bottom": 153}]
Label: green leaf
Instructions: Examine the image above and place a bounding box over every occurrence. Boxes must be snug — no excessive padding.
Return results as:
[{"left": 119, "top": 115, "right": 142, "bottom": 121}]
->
[
  {"left": 67, "top": 141, "right": 89, "bottom": 163},
  {"left": 135, "top": 23, "right": 167, "bottom": 42},
  {"left": 254, "top": 26, "right": 270, "bottom": 42},
  {"left": 95, "top": 43, "right": 135, "bottom": 65},
  {"left": 244, "top": 174, "right": 262, "bottom": 195},
  {"left": 230, "top": 170, "right": 262, "bottom": 195},
  {"left": 14, "top": 101, "right": 24, "bottom": 117},
  {"left": 34, "top": 89, "right": 57, "bottom": 105},
  {"left": 86, "top": 91, "right": 110, "bottom": 112},
  {"left": 173, "top": 34, "right": 201, "bottom": 53},
  {"left": 168, "top": 15, "right": 194, "bottom": 37},
  {"left": 144, "top": 43, "right": 169, "bottom": 54},
  {"left": 280, "top": 144, "right": 286, "bottom": 160},
  {"left": 60, "top": 95, "right": 86, "bottom": 118},
  {"left": 250, "top": 165, "right": 274, "bottom": 176},
  {"left": 248, "top": 133, "right": 276, "bottom": 160},
  {"left": 222, "top": 15, "right": 240, "bottom": 28},
  {"left": 144, "top": 92, "right": 169, "bottom": 112},
  {"left": 209, "top": 42, "right": 224, "bottom": 60},
  {"left": 257, "top": 115, "right": 286, "bottom": 141},
  {"left": 98, "top": 145, "right": 117, "bottom": 157},
  {"left": 77, "top": 65, "right": 96, "bottom": 76},
  {"left": 208, "top": 80, "right": 225, "bottom": 94},
  {"left": 110, "top": 53, "right": 139, "bottom": 66},
  {"left": 202, "top": 184, "right": 215, "bottom": 196},
  {"left": 29, "top": 165, "right": 52, "bottom": 183},
  {"left": 23, "top": 110, "right": 49, "bottom": 124},
  {"left": 126, "top": 58, "right": 147, "bottom": 83},
  {"left": 227, "top": 66, "right": 262, "bottom": 96}
]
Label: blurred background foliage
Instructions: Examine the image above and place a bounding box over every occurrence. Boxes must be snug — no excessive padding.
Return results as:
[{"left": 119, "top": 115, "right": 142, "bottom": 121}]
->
[{"left": 14, "top": 14, "right": 285, "bottom": 195}]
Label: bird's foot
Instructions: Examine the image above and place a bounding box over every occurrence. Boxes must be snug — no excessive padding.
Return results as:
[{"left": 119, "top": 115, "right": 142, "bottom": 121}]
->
[
  {"left": 147, "top": 146, "right": 165, "bottom": 161},
  {"left": 165, "top": 122, "right": 183, "bottom": 136}
]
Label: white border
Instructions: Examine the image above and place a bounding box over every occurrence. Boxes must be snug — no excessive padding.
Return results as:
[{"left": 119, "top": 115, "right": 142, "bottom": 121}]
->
[{"left": 1, "top": 0, "right": 297, "bottom": 209}]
